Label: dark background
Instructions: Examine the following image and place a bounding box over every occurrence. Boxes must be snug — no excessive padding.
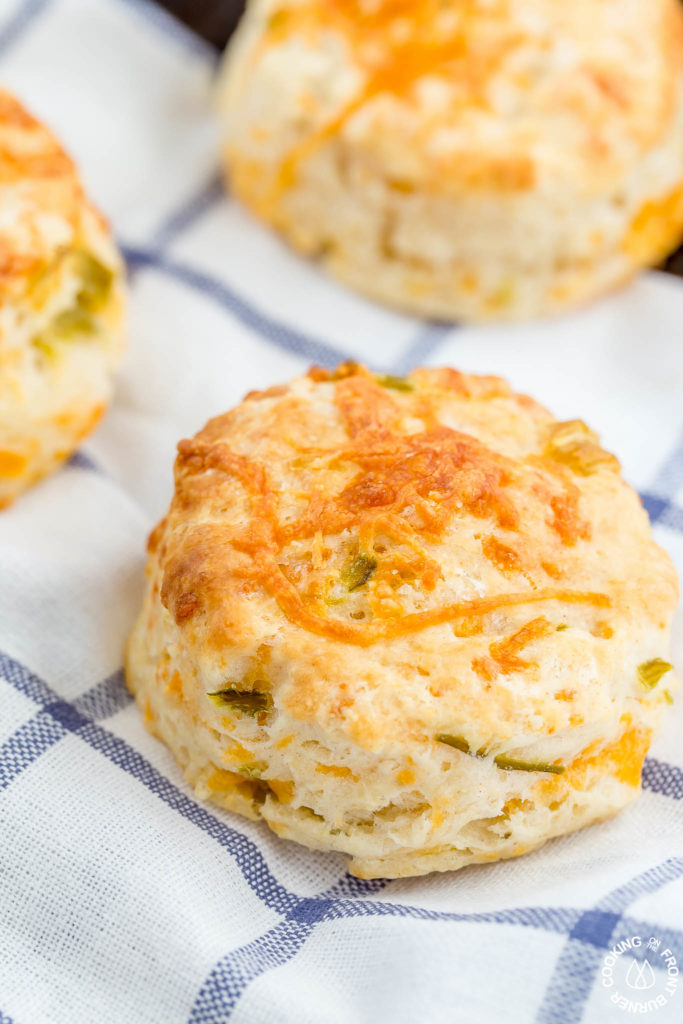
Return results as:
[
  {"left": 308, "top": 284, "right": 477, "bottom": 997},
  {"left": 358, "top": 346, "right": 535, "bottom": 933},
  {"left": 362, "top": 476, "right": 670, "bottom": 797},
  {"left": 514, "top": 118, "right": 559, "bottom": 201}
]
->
[
  {"left": 161, "top": 0, "right": 245, "bottom": 47},
  {"left": 156, "top": 0, "right": 683, "bottom": 279}
]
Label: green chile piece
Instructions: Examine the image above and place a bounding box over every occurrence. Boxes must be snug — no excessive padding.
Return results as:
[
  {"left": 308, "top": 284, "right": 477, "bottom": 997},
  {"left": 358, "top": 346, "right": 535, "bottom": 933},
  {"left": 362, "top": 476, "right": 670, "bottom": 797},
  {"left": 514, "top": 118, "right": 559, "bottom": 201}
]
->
[
  {"left": 51, "top": 307, "right": 96, "bottom": 338},
  {"left": 435, "top": 733, "right": 472, "bottom": 755},
  {"left": 75, "top": 251, "right": 114, "bottom": 311},
  {"left": 435, "top": 734, "right": 565, "bottom": 774},
  {"left": 207, "top": 689, "right": 272, "bottom": 717},
  {"left": 637, "top": 658, "right": 673, "bottom": 691},
  {"left": 238, "top": 761, "right": 268, "bottom": 779},
  {"left": 375, "top": 374, "right": 414, "bottom": 392},
  {"left": 493, "top": 755, "right": 566, "bottom": 775},
  {"left": 341, "top": 553, "right": 377, "bottom": 591}
]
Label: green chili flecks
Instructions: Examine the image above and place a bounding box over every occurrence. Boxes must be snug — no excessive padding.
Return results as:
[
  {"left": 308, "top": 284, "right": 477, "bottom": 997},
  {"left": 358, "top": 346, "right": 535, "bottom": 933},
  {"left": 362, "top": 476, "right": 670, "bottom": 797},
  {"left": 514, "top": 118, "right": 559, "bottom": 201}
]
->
[
  {"left": 238, "top": 761, "right": 268, "bottom": 778},
  {"left": 207, "top": 689, "right": 272, "bottom": 717},
  {"left": 375, "top": 374, "right": 414, "bottom": 392},
  {"left": 494, "top": 755, "right": 566, "bottom": 775},
  {"left": 52, "top": 307, "right": 96, "bottom": 338},
  {"left": 341, "top": 553, "right": 377, "bottom": 591},
  {"left": 75, "top": 251, "right": 114, "bottom": 311},
  {"left": 637, "top": 658, "right": 673, "bottom": 691},
  {"left": 435, "top": 733, "right": 472, "bottom": 754}
]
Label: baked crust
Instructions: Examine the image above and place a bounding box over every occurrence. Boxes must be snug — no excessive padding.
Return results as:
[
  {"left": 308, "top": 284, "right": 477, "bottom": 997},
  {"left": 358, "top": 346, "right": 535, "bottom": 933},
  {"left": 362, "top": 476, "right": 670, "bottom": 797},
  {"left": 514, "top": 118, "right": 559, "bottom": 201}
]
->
[
  {"left": 0, "top": 89, "right": 126, "bottom": 507},
  {"left": 127, "top": 364, "right": 678, "bottom": 877},
  {"left": 216, "top": 0, "right": 683, "bottom": 319}
]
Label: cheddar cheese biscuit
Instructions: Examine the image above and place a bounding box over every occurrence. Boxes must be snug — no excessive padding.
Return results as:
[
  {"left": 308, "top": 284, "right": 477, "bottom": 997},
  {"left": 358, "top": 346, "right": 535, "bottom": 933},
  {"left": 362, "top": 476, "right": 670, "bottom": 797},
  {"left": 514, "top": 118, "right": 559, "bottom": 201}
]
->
[
  {"left": 0, "top": 90, "right": 126, "bottom": 507},
  {"left": 216, "top": 0, "right": 683, "bottom": 320},
  {"left": 126, "top": 364, "right": 678, "bottom": 877}
]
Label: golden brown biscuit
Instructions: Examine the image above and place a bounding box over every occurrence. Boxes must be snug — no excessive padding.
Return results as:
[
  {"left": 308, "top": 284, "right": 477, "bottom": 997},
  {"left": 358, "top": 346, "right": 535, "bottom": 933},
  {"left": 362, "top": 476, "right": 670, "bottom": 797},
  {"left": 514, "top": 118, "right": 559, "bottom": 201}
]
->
[
  {"left": 0, "top": 90, "right": 126, "bottom": 507},
  {"left": 126, "top": 363, "right": 678, "bottom": 877},
  {"left": 216, "top": 0, "right": 683, "bottom": 320}
]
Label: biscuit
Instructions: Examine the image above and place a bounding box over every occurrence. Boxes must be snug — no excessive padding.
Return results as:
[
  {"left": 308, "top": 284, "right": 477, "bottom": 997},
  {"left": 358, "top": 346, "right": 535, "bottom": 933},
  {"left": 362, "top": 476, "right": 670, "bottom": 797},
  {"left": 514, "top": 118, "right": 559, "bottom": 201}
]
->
[
  {"left": 0, "top": 90, "right": 126, "bottom": 507},
  {"left": 216, "top": 0, "right": 683, "bottom": 320},
  {"left": 126, "top": 363, "right": 678, "bottom": 878}
]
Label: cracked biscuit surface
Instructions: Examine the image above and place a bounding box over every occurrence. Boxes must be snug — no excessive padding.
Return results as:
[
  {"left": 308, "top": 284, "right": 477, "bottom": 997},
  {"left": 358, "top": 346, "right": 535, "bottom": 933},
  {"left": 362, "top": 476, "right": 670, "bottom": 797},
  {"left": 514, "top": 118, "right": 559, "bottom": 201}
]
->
[
  {"left": 126, "top": 363, "right": 678, "bottom": 877},
  {"left": 216, "top": 0, "right": 683, "bottom": 320},
  {"left": 0, "top": 89, "right": 126, "bottom": 507}
]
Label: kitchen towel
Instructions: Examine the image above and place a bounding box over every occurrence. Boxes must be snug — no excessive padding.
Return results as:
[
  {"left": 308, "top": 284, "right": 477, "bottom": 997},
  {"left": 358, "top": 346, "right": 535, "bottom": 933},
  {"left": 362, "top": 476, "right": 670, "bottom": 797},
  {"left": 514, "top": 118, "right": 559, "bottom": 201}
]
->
[{"left": 1, "top": 1, "right": 682, "bottom": 1022}]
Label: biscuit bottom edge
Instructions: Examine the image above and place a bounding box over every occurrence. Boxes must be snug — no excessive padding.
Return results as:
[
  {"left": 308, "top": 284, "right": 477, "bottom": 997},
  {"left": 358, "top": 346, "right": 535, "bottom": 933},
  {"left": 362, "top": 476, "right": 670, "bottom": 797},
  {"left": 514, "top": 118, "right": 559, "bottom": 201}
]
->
[{"left": 125, "top": 619, "right": 654, "bottom": 880}]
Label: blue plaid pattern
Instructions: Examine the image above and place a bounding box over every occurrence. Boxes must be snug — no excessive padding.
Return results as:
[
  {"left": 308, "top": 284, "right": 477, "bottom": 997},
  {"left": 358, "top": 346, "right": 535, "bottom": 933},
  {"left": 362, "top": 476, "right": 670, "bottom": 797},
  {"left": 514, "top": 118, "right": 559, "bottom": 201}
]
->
[
  {"left": 0, "top": 0, "right": 50, "bottom": 57},
  {"left": 1, "top": 1, "right": 683, "bottom": 1022},
  {"left": 3, "top": 629, "right": 683, "bottom": 1021},
  {"left": 123, "top": 245, "right": 353, "bottom": 370}
]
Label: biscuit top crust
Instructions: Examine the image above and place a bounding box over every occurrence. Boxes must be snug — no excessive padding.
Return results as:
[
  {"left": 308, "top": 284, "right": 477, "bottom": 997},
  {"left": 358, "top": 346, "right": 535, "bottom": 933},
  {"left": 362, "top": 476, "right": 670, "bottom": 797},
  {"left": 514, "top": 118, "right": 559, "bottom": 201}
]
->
[
  {"left": 0, "top": 89, "right": 102, "bottom": 302},
  {"left": 228, "top": 0, "right": 683, "bottom": 193},
  {"left": 166, "top": 365, "right": 606, "bottom": 645},
  {"left": 153, "top": 363, "right": 677, "bottom": 753}
]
